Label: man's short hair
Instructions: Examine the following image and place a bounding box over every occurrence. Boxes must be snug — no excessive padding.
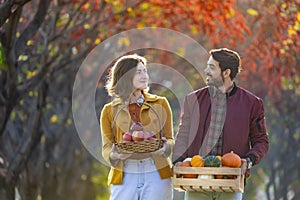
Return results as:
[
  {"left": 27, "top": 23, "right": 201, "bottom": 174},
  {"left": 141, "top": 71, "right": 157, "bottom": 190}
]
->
[{"left": 209, "top": 48, "right": 241, "bottom": 80}]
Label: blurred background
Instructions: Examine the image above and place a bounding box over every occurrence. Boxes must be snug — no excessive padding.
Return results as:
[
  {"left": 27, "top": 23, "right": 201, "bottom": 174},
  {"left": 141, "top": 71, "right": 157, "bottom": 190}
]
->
[{"left": 0, "top": 0, "right": 299, "bottom": 200}]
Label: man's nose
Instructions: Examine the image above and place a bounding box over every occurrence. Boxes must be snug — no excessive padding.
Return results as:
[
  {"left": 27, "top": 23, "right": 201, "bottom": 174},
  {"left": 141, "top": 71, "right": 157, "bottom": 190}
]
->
[{"left": 204, "top": 67, "right": 209, "bottom": 73}]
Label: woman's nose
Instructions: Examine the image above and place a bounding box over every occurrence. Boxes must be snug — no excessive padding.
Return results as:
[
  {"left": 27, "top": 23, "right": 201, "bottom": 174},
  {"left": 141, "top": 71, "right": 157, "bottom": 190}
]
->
[{"left": 142, "top": 72, "right": 149, "bottom": 78}]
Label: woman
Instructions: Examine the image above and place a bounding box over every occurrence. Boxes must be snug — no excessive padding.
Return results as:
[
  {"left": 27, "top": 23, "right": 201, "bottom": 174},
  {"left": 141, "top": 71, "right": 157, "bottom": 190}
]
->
[{"left": 100, "top": 54, "right": 174, "bottom": 200}]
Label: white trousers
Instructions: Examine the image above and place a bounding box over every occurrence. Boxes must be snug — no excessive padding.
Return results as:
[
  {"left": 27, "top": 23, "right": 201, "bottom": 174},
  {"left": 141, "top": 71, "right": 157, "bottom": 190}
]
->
[
  {"left": 185, "top": 191, "right": 243, "bottom": 200},
  {"left": 110, "top": 158, "right": 172, "bottom": 200}
]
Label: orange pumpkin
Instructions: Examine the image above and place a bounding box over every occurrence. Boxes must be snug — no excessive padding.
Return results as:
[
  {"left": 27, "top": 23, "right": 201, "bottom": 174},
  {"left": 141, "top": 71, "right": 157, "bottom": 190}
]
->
[
  {"left": 191, "top": 155, "right": 204, "bottom": 167},
  {"left": 215, "top": 166, "right": 236, "bottom": 179},
  {"left": 223, "top": 166, "right": 237, "bottom": 179},
  {"left": 181, "top": 161, "right": 191, "bottom": 167},
  {"left": 180, "top": 161, "right": 197, "bottom": 178},
  {"left": 222, "top": 151, "right": 242, "bottom": 168},
  {"left": 215, "top": 174, "right": 223, "bottom": 179}
]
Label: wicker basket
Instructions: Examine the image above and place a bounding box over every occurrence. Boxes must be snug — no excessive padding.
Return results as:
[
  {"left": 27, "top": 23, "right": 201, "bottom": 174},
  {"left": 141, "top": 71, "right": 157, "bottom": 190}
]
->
[
  {"left": 115, "top": 139, "right": 164, "bottom": 153},
  {"left": 173, "top": 163, "right": 245, "bottom": 193},
  {"left": 112, "top": 102, "right": 164, "bottom": 154}
]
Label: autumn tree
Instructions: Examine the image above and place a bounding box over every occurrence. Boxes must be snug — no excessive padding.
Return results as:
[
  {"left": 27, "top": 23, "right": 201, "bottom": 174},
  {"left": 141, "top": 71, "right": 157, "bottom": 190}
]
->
[
  {"left": 239, "top": 1, "right": 300, "bottom": 199},
  {"left": 1, "top": 0, "right": 299, "bottom": 199},
  {"left": 0, "top": 0, "right": 144, "bottom": 199}
]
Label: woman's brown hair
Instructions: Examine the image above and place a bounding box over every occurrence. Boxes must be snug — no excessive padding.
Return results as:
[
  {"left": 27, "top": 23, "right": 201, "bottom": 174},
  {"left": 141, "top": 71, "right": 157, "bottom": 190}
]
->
[{"left": 105, "top": 54, "right": 148, "bottom": 100}]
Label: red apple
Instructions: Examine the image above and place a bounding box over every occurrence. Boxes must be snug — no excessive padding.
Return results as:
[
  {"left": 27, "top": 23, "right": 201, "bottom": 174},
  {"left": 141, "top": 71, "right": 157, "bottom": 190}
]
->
[
  {"left": 132, "top": 131, "right": 144, "bottom": 142},
  {"left": 143, "top": 131, "right": 156, "bottom": 140},
  {"left": 130, "top": 122, "right": 144, "bottom": 132},
  {"left": 147, "top": 137, "right": 157, "bottom": 141},
  {"left": 123, "top": 132, "right": 132, "bottom": 142}
]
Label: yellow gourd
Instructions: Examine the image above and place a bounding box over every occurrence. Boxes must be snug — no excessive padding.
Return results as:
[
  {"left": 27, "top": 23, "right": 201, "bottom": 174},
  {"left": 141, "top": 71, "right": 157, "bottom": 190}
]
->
[{"left": 190, "top": 155, "right": 204, "bottom": 167}]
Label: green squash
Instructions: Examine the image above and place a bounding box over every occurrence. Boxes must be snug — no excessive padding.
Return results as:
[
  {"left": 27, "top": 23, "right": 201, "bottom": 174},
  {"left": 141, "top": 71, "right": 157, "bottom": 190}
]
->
[{"left": 204, "top": 155, "right": 221, "bottom": 167}]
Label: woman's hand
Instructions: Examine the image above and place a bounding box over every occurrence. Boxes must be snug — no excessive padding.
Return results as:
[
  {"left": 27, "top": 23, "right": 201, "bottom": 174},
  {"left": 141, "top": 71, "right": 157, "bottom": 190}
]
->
[
  {"left": 109, "top": 144, "right": 131, "bottom": 163},
  {"left": 151, "top": 137, "right": 170, "bottom": 157}
]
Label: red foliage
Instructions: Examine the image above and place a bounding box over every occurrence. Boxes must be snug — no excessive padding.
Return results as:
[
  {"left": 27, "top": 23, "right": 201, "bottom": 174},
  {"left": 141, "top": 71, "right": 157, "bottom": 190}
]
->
[
  {"left": 103, "top": 0, "right": 250, "bottom": 46},
  {"left": 241, "top": 0, "right": 300, "bottom": 101},
  {"left": 45, "top": 0, "right": 298, "bottom": 104},
  {"left": 71, "top": 27, "right": 85, "bottom": 40}
]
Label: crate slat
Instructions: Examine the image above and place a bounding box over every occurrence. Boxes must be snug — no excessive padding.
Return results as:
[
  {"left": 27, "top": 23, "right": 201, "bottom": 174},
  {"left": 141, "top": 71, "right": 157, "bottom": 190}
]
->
[{"left": 173, "top": 167, "right": 241, "bottom": 175}]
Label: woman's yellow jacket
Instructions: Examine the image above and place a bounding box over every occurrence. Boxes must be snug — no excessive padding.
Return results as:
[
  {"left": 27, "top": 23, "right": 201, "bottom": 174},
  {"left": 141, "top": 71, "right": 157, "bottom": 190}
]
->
[{"left": 100, "top": 93, "right": 174, "bottom": 185}]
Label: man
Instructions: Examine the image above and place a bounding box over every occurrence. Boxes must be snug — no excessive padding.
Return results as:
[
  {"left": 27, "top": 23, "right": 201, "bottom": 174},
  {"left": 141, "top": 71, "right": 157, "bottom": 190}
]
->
[{"left": 172, "top": 48, "right": 269, "bottom": 200}]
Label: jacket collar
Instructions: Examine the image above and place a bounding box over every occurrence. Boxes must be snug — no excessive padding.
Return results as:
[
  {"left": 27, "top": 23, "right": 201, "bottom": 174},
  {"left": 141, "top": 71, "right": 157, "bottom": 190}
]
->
[
  {"left": 207, "top": 82, "right": 238, "bottom": 98},
  {"left": 228, "top": 82, "right": 238, "bottom": 96},
  {"left": 111, "top": 92, "right": 159, "bottom": 107}
]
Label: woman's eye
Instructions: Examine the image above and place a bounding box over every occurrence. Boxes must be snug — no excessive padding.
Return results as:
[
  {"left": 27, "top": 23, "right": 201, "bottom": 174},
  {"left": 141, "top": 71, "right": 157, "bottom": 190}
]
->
[{"left": 136, "top": 70, "right": 147, "bottom": 74}]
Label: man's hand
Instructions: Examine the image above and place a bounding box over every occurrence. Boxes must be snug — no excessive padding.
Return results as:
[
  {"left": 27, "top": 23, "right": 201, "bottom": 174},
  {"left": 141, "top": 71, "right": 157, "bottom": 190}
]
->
[
  {"left": 241, "top": 159, "right": 247, "bottom": 175},
  {"left": 241, "top": 158, "right": 251, "bottom": 178}
]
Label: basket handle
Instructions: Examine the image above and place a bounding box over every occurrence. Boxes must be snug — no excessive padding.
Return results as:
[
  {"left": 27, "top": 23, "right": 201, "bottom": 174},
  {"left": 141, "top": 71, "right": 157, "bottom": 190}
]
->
[{"left": 111, "top": 102, "right": 164, "bottom": 140}]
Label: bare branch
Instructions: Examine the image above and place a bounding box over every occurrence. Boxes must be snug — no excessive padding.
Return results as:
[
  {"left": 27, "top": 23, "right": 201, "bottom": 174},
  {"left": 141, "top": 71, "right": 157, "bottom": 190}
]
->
[
  {"left": 0, "top": 0, "right": 32, "bottom": 27},
  {"left": 6, "top": 83, "right": 46, "bottom": 183},
  {"left": 0, "top": 0, "right": 14, "bottom": 27},
  {"left": 15, "top": 0, "right": 50, "bottom": 57},
  {"left": 17, "top": 54, "right": 57, "bottom": 96}
]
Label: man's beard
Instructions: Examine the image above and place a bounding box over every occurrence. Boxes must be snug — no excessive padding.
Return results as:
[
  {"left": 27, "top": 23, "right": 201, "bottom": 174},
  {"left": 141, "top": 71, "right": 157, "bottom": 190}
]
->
[{"left": 206, "top": 75, "right": 224, "bottom": 88}]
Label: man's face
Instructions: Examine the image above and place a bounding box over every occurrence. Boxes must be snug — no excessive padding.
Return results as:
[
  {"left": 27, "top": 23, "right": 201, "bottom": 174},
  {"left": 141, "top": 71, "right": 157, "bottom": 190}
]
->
[{"left": 204, "top": 56, "right": 224, "bottom": 87}]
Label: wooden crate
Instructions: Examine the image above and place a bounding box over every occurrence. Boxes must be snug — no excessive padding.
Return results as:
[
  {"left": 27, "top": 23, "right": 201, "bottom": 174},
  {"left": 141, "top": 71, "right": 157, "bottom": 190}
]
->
[{"left": 173, "top": 164, "right": 245, "bottom": 193}]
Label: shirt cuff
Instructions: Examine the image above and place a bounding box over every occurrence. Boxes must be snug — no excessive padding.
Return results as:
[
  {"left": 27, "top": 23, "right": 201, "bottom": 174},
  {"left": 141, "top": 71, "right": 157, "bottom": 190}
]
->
[{"left": 247, "top": 154, "right": 256, "bottom": 165}]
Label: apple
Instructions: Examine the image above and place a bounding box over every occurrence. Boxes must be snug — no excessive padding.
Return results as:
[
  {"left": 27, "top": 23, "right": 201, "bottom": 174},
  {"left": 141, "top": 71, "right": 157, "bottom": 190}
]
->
[
  {"left": 123, "top": 132, "right": 132, "bottom": 142},
  {"left": 147, "top": 137, "right": 157, "bottom": 141},
  {"left": 143, "top": 131, "right": 156, "bottom": 140},
  {"left": 130, "top": 122, "right": 144, "bottom": 132},
  {"left": 132, "top": 131, "right": 144, "bottom": 142}
]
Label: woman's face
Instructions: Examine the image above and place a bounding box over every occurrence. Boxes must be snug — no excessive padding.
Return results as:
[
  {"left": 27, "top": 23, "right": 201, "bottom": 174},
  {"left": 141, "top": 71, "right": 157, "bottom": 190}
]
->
[{"left": 132, "top": 62, "right": 149, "bottom": 90}]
